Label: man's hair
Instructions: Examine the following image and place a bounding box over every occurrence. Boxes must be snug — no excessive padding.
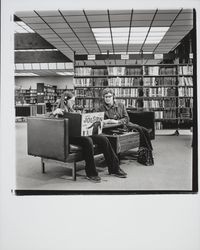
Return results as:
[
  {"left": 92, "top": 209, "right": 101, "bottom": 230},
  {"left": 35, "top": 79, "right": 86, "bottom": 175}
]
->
[{"left": 102, "top": 88, "right": 114, "bottom": 96}]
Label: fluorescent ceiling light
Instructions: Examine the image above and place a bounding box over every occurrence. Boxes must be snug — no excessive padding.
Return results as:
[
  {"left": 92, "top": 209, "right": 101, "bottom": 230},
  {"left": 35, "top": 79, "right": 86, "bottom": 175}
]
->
[
  {"left": 131, "top": 27, "right": 149, "bottom": 33},
  {"left": 32, "top": 63, "right": 40, "bottom": 70},
  {"left": 56, "top": 72, "right": 74, "bottom": 76},
  {"left": 15, "top": 73, "right": 39, "bottom": 76},
  {"left": 93, "top": 26, "right": 169, "bottom": 45},
  {"left": 24, "top": 64, "right": 32, "bottom": 70},
  {"left": 15, "top": 21, "right": 35, "bottom": 33},
  {"left": 15, "top": 49, "right": 58, "bottom": 52},
  {"left": 149, "top": 27, "right": 169, "bottom": 32},
  {"left": 111, "top": 27, "right": 129, "bottom": 33},
  {"left": 15, "top": 64, "right": 24, "bottom": 70}
]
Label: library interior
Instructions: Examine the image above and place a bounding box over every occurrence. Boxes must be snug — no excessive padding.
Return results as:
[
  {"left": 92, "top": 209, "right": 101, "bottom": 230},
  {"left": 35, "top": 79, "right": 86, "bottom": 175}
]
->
[{"left": 14, "top": 8, "right": 196, "bottom": 192}]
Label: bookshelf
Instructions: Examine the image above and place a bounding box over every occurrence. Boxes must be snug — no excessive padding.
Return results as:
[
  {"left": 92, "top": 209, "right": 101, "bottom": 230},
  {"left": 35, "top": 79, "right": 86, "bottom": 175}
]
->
[
  {"left": 15, "top": 87, "right": 37, "bottom": 105},
  {"left": 74, "top": 64, "right": 193, "bottom": 130}
]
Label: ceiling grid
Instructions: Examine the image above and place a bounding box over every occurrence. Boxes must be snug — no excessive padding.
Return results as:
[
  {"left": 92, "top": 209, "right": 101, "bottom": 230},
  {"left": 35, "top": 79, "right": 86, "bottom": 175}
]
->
[{"left": 15, "top": 8, "right": 194, "bottom": 70}]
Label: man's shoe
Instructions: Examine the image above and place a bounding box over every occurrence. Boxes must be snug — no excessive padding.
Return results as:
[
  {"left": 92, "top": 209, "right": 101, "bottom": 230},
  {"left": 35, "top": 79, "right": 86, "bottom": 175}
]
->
[
  {"left": 86, "top": 176, "right": 101, "bottom": 183},
  {"left": 119, "top": 168, "right": 127, "bottom": 176},
  {"left": 109, "top": 171, "right": 127, "bottom": 178}
]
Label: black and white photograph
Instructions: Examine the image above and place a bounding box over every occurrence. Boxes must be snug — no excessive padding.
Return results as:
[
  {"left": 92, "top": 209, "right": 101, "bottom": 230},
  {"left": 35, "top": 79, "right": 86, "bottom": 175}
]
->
[
  {"left": 1, "top": 1, "right": 200, "bottom": 250},
  {"left": 13, "top": 7, "right": 197, "bottom": 194}
]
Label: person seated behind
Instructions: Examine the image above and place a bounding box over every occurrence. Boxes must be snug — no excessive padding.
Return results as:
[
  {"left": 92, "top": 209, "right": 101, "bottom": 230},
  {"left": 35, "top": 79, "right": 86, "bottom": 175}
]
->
[
  {"left": 98, "top": 88, "right": 153, "bottom": 152},
  {"left": 50, "top": 91, "right": 127, "bottom": 183}
]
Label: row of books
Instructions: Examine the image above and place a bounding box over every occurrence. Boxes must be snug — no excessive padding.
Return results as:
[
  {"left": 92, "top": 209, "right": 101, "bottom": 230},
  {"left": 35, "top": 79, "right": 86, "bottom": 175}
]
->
[
  {"left": 179, "top": 65, "right": 193, "bottom": 75},
  {"left": 143, "top": 77, "right": 177, "bottom": 86},
  {"left": 143, "top": 99, "right": 176, "bottom": 108},
  {"left": 178, "top": 76, "right": 193, "bottom": 86},
  {"left": 75, "top": 77, "right": 188, "bottom": 87},
  {"left": 75, "top": 65, "right": 193, "bottom": 76},
  {"left": 143, "top": 87, "right": 176, "bottom": 97},
  {"left": 178, "top": 87, "right": 193, "bottom": 97},
  {"left": 145, "top": 66, "right": 177, "bottom": 76},
  {"left": 178, "top": 98, "right": 193, "bottom": 108}
]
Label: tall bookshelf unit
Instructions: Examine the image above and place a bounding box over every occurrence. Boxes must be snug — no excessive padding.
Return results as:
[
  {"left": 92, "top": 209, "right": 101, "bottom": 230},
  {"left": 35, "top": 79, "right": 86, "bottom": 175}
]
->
[{"left": 74, "top": 63, "right": 193, "bottom": 131}]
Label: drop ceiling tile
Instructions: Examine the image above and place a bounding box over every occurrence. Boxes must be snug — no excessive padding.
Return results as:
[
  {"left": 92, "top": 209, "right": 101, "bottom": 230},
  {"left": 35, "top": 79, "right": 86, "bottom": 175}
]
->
[
  {"left": 48, "top": 23, "right": 69, "bottom": 29},
  {"left": 90, "top": 22, "right": 110, "bottom": 28},
  {"left": 15, "top": 11, "right": 37, "bottom": 17},
  {"left": 72, "top": 28, "right": 91, "bottom": 32},
  {"left": 75, "top": 33, "right": 93, "bottom": 38},
  {"left": 36, "top": 10, "right": 60, "bottom": 16},
  {"left": 20, "top": 17, "right": 44, "bottom": 23},
  {"left": 110, "top": 21, "right": 130, "bottom": 27},
  {"left": 37, "top": 30, "right": 56, "bottom": 35},
  {"left": 59, "top": 34, "right": 78, "bottom": 39},
  {"left": 85, "top": 10, "right": 108, "bottom": 15},
  {"left": 166, "top": 31, "right": 190, "bottom": 36},
  {"left": 154, "top": 13, "right": 178, "bottom": 21},
  {"left": 68, "top": 22, "right": 90, "bottom": 28},
  {"left": 152, "top": 20, "right": 173, "bottom": 26},
  {"left": 109, "top": 10, "right": 131, "bottom": 15},
  {"left": 132, "top": 13, "right": 154, "bottom": 21},
  {"left": 131, "top": 20, "right": 152, "bottom": 26},
  {"left": 177, "top": 12, "right": 193, "bottom": 20},
  {"left": 63, "top": 15, "right": 87, "bottom": 22},
  {"left": 42, "top": 16, "right": 65, "bottom": 23},
  {"left": 170, "top": 26, "right": 192, "bottom": 31},
  {"left": 172, "top": 20, "right": 193, "bottom": 26},
  {"left": 52, "top": 28, "right": 73, "bottom": 33},
  {"left": 28, "top": 23, "right": 49, "bottom": 29},
  {"left": 157, "top": 9, "right": 181, "bottom": 14},
  {"left": 133, "top": 10, "right": 156, "bottom": 14},
  {"left": 109, "top": 14, "right": 131, "bottom": 21},
  {"left": 60, "top": 10, "right": 84, "bottom": 16},
  {"left": 87, "top": 15, "right": 109, "bottom": 22}
]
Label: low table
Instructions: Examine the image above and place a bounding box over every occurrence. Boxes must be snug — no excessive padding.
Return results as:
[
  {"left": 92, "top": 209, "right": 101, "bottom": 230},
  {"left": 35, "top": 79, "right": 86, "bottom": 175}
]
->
[{"left": 103, "top": 131, "right": 140, "bottom": 154}]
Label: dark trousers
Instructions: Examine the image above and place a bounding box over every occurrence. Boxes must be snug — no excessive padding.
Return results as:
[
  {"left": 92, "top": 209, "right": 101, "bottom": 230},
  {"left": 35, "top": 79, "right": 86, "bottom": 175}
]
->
[
  {"left": 69, "top": 135, "right": 119, "bottom": 177},
  {"left": 127, "top": 122, "right": 153, "bottom": 150}
]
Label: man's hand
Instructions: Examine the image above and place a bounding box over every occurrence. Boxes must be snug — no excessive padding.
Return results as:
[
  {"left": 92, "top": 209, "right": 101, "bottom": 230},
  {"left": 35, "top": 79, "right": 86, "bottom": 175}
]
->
[{"left": 103, "top": 119, "right": 119, "bottom": 124}]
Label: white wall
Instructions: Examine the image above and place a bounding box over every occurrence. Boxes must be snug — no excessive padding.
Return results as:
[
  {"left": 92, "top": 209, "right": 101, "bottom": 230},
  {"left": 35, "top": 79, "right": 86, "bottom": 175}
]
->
[
  {"left": 15, "top": 76, "right": 74, "bottom": 89},
  {"left": 1, "top": 1, "right": 200, "bottom": 250}
]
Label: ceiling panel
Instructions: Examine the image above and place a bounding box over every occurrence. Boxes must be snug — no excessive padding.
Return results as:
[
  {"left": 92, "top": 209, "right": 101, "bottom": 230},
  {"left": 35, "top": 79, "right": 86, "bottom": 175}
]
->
[
  {"left": 110, "top": 21, "right": 130, "bottom": 27},
  {"left": 152, "top": 20, "right": 173, "bottom": 26},
  {"left": 36, "top": 10, "right": 60, "bottom": 16},
  {"left": 132, "top": 13, "right": 154, "bottom": 20},
  {"left": 15, "top": 11, "right": 38, "bottom": 17},
  {"left": 154, "top": 13, "right": 178, "bottom": 20},
  {"left": 84, "top": 10, "right": 108, "bottom": 15},
  {"left": 109, "top": 10, "right": 131, "bottom": 15},
  {"left": 172, "top": 20, "right": 193, "bottom": 26},
  {"left": 42, "top": 16, "right": 65, "bottom": 23},
  {"left": 110, "top": 14, "right": 131, "bottom": 21},
  {"left": 60, "top": 10, "right": 84, "bottom": 16},
  {"left": 27, "top": 23, "right": 49, "bottom": 29},
  {"left": 131, "top": 20, "right": 152, "bottom": 26},
  {"left": 20, "top": 17, "right": 43, "bottom": 23},
  {"left": 63, "top": 15, "right": 87, "bottom": 22},
  {"left": 90, "top": 22, "right": 110, "bottom": 28},
  {"left": 48, "top": 23, "right": 70, "bottom": 29}
]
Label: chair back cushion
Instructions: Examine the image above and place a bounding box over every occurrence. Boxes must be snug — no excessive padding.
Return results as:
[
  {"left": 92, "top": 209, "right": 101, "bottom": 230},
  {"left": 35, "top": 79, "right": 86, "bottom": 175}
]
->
[{"left": 27, "top": 117, "right": 69, "bottom": 161}]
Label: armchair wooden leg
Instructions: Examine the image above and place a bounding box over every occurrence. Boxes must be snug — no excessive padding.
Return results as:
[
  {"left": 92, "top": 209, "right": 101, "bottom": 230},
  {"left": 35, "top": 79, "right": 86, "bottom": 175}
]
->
[
  {"left": 41, "top": 158, "right": 45, "bottom": 173},
  {"left": 72, "top": 162, "right": 77, "bottom": 181}
]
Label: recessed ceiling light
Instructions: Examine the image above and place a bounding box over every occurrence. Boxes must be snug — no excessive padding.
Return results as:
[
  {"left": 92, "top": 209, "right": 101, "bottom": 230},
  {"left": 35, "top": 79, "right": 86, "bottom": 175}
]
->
[
  {"left": 56, "top": 72, "right": 74, "bottom": 76},
  {"left": 15, "top": 73, "right": 39, "bottom": 76}
]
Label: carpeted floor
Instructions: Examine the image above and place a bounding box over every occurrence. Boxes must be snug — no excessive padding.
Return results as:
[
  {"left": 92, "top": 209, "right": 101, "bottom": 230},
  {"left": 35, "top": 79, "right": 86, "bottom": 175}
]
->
[{"left": 15, "top": 122, "right": 193, "bottom": 191}]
